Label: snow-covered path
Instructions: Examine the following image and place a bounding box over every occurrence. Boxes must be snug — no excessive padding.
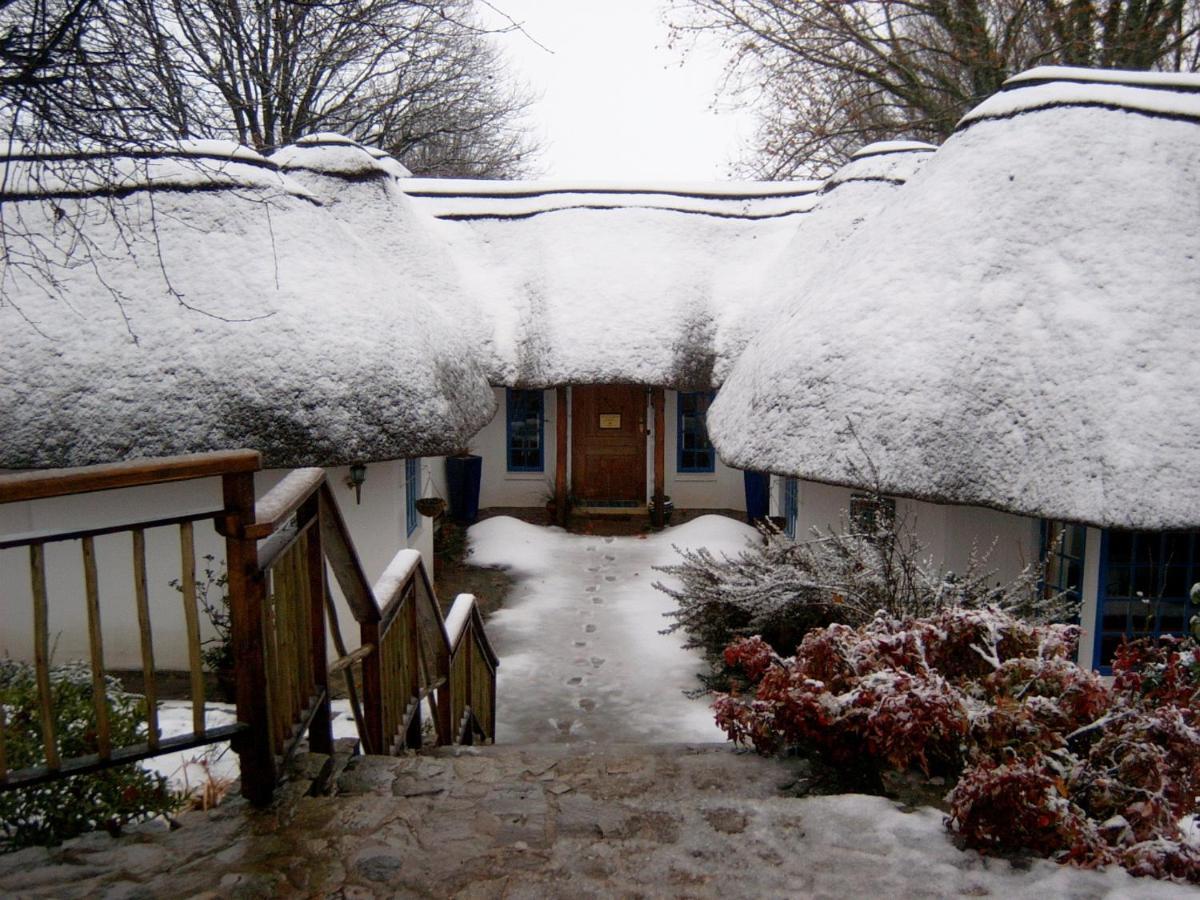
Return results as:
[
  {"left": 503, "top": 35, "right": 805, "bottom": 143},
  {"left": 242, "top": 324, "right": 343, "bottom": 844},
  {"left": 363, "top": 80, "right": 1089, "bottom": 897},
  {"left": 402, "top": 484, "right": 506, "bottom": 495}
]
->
[{"left": 468, "top": 514, "right": 757, "bottom": 744}]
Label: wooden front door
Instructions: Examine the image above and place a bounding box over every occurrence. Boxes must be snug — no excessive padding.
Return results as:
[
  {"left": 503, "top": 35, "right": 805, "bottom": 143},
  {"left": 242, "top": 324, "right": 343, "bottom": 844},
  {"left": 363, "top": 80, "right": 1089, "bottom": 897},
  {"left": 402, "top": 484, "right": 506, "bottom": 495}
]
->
[{"left": 572, "top": 385, "right": 647, "bottom": 505}]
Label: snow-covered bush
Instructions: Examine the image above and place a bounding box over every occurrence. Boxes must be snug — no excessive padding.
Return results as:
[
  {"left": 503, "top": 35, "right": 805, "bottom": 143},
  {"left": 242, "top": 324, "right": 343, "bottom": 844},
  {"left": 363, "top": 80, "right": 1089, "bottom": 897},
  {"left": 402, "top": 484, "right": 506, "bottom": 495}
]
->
[
  {"left": 656, "top": 499, "right": 1071, "bottom": 669},
  {"left": 0, "top": 661, "right": 182, "bottom": 851},
  {"left": 715, "top": 612, "right": 1200, "bottom": 883}
]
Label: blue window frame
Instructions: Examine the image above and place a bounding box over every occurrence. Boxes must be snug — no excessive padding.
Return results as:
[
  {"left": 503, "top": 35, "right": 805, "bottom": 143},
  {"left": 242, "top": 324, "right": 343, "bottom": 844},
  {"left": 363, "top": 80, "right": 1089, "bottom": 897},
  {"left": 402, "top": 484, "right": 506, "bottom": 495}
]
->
[
  {"left": 506, "top": 389, "right": 544, "bottom": 472},
  {"left": 1041, "top": 520, "right": 1087, "bottom": 616},
  {"left": 677, "top": 392, "right": 715, "bottom": 473},
  {"left": 405, "top": 457, "right": 419, "bottom": 536},
  {"left": 1094, "top": 529, "right": 1199, "bottom": 671},
  {"left": 783, "top": 477, "right": 798, "bottom": 539}
]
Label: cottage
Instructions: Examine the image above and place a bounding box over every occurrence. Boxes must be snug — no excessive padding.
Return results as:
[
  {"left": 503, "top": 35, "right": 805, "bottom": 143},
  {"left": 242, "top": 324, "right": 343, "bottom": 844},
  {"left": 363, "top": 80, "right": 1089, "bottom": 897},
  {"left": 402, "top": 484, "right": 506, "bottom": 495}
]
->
[{"left": 2, "top": 67, "right": 1196, "bottom": 674}]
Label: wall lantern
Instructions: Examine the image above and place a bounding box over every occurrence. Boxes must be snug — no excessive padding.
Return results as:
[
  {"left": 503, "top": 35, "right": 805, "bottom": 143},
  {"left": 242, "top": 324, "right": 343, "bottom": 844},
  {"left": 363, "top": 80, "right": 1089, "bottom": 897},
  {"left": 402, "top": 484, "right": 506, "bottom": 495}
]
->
[{"left": 348, "top": 462, "right": 367, "bottom": 505}]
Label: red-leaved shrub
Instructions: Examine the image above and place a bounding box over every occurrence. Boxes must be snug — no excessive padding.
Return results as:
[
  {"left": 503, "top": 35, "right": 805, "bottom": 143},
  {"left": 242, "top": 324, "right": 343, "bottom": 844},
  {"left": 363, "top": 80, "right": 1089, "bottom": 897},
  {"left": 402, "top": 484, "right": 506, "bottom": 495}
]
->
[{"left": 715, "top": 609, "right": 1200, "bottom": 884}]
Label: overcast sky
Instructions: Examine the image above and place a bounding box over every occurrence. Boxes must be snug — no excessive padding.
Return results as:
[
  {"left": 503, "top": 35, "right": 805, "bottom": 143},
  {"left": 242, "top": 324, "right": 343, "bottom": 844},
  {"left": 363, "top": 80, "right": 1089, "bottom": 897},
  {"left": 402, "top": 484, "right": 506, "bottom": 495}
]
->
[{"left": 483, "top": 1, "right": 755, "bottom": 181}]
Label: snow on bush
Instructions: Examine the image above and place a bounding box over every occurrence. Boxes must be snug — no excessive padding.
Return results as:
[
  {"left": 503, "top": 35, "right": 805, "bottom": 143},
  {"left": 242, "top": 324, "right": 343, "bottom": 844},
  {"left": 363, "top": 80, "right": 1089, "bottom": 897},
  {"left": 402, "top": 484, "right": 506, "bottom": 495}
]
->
[
  {"left": 715, "top": 612, "right": 1200, "bottom": 883},
  {"left": 656, "top": 499, "right": 1072, "bottom": 669}
]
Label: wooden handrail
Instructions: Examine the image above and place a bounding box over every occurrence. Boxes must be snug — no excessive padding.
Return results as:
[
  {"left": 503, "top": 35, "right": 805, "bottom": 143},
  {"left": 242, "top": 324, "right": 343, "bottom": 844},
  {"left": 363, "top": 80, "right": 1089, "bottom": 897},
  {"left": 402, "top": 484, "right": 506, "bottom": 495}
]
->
[
  {"left": 0, "top": 450, "right": 261, "bottom": 504},
  {"left": 246, "top": 468, "right": 326, "bottom": 539},
  {"left": 1, "top": 449, "right": 498, "bottom": 810}
]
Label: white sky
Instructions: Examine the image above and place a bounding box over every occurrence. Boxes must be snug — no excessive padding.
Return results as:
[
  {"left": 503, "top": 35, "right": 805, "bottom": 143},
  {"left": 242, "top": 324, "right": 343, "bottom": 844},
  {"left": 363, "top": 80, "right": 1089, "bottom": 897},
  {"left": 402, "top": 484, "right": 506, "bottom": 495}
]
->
[{"left": 483, "top": 1, "right": 755, "bottom": 181}]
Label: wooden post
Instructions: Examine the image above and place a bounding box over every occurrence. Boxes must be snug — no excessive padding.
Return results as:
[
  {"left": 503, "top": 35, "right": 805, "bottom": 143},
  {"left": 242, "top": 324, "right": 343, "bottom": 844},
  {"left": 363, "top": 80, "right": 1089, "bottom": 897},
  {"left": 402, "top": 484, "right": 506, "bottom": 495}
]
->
[
  {"left": 359, "top": 618, "right": 383, "bottom": 754},
  {"left": 302, "top": 496, "right": 333, "bottom": 755},
  {"left": 222, "top": 469, "right": 276, "bottom": 806},
  {"left": 555, "top": 386, "right": 569, "bottom": 527},
  {"left": 652, "top": 387, "right": 666, "bottom": 527}
]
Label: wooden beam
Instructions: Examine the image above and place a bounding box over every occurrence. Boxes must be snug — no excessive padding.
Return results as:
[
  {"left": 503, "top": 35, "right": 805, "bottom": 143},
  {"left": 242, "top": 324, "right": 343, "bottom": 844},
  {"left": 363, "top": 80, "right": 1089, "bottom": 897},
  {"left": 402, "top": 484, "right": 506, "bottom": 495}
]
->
[
  {"left": 222, "top": 469, "right": 276, "bottom": 806},
  {"left": 555, "top": 387, "right": 569, "bottom": 526},
  {"left": 0, "top": 450, "right": 261, "bottom": 504},
  {"left": 652, "top": 388, "right": 665, "bottom": 527}
]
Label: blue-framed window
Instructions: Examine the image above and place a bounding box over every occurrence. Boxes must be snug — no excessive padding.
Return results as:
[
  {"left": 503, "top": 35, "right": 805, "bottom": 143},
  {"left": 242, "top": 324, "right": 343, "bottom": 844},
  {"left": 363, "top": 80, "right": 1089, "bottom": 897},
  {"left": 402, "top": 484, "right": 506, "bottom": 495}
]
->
[
  {"left": 506, "top": 389, "right": 544, "bottom": 472},
  {"left": 783, "top": 477, "right": 798, "bottom": 539},
  {"left": 405, "top": 457, "right": 419, "bottom": 536},
  {"left": 677, "top": 391, "right": 715, "bottom": 473},
  {"left": 1041, "top": 520, "right": 1087, "bottom": 615},
  {"left": 1095, "top": 529, "right": 1199, "bottom": 670}
]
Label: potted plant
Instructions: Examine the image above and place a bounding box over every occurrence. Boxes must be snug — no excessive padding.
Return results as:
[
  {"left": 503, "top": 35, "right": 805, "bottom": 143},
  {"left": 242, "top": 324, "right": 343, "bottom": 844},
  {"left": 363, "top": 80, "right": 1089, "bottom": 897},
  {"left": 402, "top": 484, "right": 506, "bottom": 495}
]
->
[
  {"left": 415, "top": 496, "right": 446, "bottom": 518},
  {"left": 445, "top": 448, "right": 482, "bottom": 523}
]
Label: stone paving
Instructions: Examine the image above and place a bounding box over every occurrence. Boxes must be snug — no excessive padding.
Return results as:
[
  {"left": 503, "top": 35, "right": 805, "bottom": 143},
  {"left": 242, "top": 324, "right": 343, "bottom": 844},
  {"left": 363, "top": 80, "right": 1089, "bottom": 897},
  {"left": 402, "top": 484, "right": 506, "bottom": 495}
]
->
[{"left": 2, "top": 742, "right": 1180, "bottom": 899}]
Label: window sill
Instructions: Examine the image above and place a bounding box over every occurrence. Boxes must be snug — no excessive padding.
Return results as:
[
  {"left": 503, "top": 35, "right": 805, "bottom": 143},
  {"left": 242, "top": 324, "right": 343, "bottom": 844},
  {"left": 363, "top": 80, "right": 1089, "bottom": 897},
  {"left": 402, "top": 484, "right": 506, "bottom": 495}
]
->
[
  {"left": 674, "top": 473, "right": 718, "bottom": 482},
  {"left": 504, "top": 472, "right": 546, "bottom": 481}
]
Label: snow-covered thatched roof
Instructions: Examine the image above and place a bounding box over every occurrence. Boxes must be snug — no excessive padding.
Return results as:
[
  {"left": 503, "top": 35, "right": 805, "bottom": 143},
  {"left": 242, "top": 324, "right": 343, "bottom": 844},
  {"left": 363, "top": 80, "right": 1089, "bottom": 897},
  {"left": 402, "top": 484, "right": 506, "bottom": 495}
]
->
[
  {"left": 0, "top": 140, "right": 495, "bottom": 469},
  {"left": 710, "top": 67, "right": 1200, "bottom": 530},
  {"left": 404, "top": 179, "right": 821, "bottom": 389}
]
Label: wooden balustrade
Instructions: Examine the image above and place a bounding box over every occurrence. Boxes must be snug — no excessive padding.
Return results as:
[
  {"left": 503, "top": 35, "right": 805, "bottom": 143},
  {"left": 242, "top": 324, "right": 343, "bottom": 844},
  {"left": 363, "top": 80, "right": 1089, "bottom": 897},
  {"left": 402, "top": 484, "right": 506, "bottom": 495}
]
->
[
  {"left": 445, "top": 594, "right": 499, "bottom": 744},
  {"left": 0, "top": 450, "right": 497, "bottom": 807}
]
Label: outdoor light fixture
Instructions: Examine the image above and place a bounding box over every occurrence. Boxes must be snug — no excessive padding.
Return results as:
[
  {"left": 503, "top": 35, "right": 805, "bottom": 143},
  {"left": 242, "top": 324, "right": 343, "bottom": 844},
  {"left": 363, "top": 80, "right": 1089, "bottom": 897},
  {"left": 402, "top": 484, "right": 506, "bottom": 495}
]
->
[{"left": 348, "top": 462, "right": 367, "bottom": 505}]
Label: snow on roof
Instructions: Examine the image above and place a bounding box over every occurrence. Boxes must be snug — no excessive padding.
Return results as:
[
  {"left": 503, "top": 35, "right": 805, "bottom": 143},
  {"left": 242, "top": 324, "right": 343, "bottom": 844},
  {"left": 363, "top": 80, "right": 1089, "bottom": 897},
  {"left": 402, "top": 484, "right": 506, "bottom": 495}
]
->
[
  {"left": 0, "top": 148, "right": 496, "bottom": 470},
  {"left": 270, "top": 134, "right": 389, "bottom": 179},
  {"left": 405, "top": 179, "right": 821, "bottom": 220},
  {"left": 406, "top": 182, "right": 809, "bottom": 389},
  {"left": 0, "top": 140, "right": 310, "bottom": 200},
  {"left": 363, "top": 145, "right": 413, "bottom": 178},
  {"left": 710, "top": 67, "right": 1200, "bottom": 529},
  {"left": 272, "top": 137, "right": 499, "bottom": 380},
  {"left": 713, "top": 141, "right": 935, "bottom": 383}
]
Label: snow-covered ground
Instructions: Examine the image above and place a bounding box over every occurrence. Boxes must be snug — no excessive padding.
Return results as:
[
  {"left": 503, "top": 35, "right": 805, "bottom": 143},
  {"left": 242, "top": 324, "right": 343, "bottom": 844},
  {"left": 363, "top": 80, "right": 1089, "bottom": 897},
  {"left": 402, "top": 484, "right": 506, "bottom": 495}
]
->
[
  {"left": 468, "top": 514, "right": 757, "bottom": 743},
  {"left": 143, "top": 698, "right": 361, "bottom": 802}
]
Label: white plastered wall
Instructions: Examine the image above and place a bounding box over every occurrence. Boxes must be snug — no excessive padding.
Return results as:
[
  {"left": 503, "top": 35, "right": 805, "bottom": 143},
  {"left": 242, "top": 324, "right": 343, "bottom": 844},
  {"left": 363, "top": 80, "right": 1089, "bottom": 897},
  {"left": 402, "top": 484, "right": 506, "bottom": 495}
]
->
[
  {"left": 768, "top": 475, "right": 1040, "bottom": 587},
  {"left": 0, "top": 459, "right": 434, "bottom": 670},
  {"left": 474, "top": 387, "right": 559, "bottom": 508},
  {"left": 662, "top": 390, "right": 746, "bottom": 511}
]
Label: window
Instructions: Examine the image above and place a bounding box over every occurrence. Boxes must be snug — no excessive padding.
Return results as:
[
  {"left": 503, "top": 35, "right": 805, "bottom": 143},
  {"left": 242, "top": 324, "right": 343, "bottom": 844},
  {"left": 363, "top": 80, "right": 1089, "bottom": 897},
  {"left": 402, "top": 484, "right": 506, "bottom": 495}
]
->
[
  {"left": 784, "top": 477, "right": 798, "bottom": 539},
  {"left": 849, "top": 493, "right": 895, "bottom": 533},
  {"left": 405, "top": 457, "right": 419, "bottom": 536},
  {"left": 506, "top": 389, "right": 544, "bottom": 472},
  {"left": 1096, "top": 529, "right": 1199, "bottom": 670},
  {"left": 677, "top": 391, "right": 715, "bottom": 473},
  {"left": 1041, "top": 520, "right": 1087, "bottom": 610}
]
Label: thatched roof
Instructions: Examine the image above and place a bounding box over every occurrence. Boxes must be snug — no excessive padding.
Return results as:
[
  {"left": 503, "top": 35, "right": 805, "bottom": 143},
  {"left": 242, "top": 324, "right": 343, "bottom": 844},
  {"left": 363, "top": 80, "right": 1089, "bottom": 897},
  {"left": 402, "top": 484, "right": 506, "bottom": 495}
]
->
[
  {"left": 0, "top": 140, "right": 495, "bottom": 469},
  {"left": 404, "top": 179, "right": 820, "bottom": 390},
  {"left": 710, "top": 67, "right": 1200, "bottom": 530}
]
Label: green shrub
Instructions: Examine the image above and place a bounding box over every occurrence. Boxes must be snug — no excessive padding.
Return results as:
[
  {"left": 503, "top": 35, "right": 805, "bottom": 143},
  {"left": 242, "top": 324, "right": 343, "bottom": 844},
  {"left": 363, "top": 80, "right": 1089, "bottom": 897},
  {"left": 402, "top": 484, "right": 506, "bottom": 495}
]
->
[{"left": 0, "top": 660, "right": 183, "bottom": 852}]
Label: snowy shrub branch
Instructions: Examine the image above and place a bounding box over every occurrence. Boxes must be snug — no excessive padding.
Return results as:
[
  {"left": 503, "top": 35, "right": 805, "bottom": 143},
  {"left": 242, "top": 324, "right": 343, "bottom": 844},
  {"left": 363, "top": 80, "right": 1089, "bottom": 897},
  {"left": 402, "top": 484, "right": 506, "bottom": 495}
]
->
[{"left": 654, "top": 493, "right": 1075, "bottom": 667}]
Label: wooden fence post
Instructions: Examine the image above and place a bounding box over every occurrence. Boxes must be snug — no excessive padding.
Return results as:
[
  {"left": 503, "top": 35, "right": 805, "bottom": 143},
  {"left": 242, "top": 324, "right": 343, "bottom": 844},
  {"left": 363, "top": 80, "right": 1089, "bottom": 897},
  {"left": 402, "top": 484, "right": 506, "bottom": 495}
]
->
[
  {"left": 302, "top": 494, "right": 333, "bottom": 755},
  {"left": 222, "top": 470, "right": 276, "bottom": 806}
]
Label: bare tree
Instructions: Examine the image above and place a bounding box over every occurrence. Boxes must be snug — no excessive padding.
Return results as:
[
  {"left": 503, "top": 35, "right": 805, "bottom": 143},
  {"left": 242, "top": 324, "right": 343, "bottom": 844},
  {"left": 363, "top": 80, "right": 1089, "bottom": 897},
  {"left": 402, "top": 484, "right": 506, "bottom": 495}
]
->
[
  {"left": 668, "top": 0, "right": 1200, "bottom": 178},
  {"left": 104, "top": 0, "right": 539, "bottom": 176}
]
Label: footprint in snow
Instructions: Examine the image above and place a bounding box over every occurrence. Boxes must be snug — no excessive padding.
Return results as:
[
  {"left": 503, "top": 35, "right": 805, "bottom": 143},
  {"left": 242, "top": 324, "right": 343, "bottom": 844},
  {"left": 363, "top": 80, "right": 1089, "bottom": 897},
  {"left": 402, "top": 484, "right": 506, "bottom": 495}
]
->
[
  {"left": 604, "top": 537, "right": 614, "bottom": 543},
  {"left": 574, "top": 641, "right": 587, "bottom": 647},
  {"left": 579, "top": 698, "right": 596, "bottom": 712},
  {"left": 585, "top": 585, "right": 596, "bottom": 593},
  {"left": 567, "top": 676, "right": 583, "bottom": 686},
  {"left": 590, "top": 658, "right": 605, "bottom": 668},
  {"left": 585, "top": 624, "right": 597, "bottom": 633},
  {"left": 592, "top": 597, "right": 603, "bottom": 605},
  {"left": 604, "top": 554, "right": 616, "bottom": 561},
  {"left": 604, "top": 575, "right": 616, "bottom": 582},
  {"left": 586, "top": 566, "right": 599, "bottom": 573}
]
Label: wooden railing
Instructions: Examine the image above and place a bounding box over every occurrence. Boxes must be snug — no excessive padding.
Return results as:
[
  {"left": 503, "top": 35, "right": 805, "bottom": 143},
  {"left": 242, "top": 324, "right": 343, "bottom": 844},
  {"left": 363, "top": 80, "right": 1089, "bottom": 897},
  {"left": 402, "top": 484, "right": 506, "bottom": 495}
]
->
[{"left": 0, "top": 451, "right": 497, "bottom": 807}]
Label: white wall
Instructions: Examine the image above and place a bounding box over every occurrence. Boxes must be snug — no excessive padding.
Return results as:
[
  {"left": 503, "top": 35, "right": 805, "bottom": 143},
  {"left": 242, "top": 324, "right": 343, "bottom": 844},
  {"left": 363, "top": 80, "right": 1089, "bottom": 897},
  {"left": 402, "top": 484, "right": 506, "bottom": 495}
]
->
[
  {"left": 663, "top": 390, "right": 746, "bottom": 511},
  {"left": 0, "top": 459, "right": 434, "bottom": 670},
  {"left": 769, "top": 475, "right": 1040, "bottom": 588},
  {"left": 475, "top": 387, "right": 559, "bottom": 508},
  {"left": 470, "top": 386, "right": 746, "bottom": 512}
]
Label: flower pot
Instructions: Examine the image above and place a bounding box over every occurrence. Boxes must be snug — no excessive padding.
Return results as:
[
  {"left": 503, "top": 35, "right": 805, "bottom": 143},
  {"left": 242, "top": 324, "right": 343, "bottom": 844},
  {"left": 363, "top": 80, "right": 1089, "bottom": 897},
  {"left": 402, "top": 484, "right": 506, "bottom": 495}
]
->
[
  {"left": 445, "top": 454, "right": 482, "bottom": 523},
  {"left": 415, "top": 497, "right": 446, "bottom": 518}
]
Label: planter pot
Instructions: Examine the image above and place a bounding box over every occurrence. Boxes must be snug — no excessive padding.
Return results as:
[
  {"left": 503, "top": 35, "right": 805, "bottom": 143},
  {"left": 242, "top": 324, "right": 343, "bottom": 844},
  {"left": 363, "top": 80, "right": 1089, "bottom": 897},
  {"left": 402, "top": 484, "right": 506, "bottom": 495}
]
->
[
  {"left": 743, "top": 470, "right": 771, "bottom": 523},
  {"left": 650, "top": 496, "right": 674, "bottom": 526},
  {"left": 415, "top": 497, "right": 446, "bottom": 518},
  {"left": 445, "top": 454, "right": 482, "bottom": 524}
]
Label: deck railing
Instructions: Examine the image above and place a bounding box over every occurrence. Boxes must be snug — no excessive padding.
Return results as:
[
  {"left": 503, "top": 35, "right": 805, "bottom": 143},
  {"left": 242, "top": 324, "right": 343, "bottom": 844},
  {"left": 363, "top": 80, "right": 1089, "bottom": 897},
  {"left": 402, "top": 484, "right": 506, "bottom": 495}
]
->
[{"left": 0, "top": 451, "right": 497, "bottom": 806}]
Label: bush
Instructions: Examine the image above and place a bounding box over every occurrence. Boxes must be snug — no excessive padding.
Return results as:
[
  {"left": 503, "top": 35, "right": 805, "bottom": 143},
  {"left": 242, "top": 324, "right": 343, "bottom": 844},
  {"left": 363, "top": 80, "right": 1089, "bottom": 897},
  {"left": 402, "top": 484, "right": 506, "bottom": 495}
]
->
[
  {"left": 0, "top": 660, "right": 182, "bottom": 852},
  {"left": 715, "top": 612, "right": 1200, "bottom": 883},
  {"left": 656, "top": 496, "right": 1074, "bottom": 678}
]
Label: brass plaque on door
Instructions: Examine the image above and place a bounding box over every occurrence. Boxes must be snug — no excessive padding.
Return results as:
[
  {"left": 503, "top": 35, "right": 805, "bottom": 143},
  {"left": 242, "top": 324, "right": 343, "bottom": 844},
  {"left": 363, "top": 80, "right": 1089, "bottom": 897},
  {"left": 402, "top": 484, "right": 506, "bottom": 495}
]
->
[{"left": 599, "top": 413, "right": 621, "bottom": 429}]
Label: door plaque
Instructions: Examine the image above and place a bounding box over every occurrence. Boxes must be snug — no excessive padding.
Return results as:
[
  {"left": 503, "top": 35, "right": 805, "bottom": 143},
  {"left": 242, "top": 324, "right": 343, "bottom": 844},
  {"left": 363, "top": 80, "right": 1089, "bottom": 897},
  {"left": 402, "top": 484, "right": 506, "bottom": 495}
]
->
[{"left": 599, "top": 413, "right": 622, "bottom": 429}]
